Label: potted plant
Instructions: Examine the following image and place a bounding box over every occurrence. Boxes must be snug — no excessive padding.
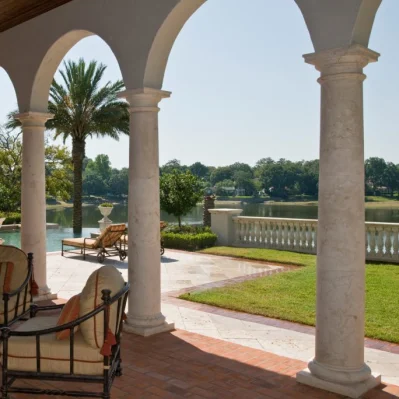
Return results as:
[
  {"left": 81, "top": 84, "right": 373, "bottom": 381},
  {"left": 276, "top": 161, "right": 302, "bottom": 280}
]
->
[{"left": 98, "top": 203, "right": 114, "bottom": 232}]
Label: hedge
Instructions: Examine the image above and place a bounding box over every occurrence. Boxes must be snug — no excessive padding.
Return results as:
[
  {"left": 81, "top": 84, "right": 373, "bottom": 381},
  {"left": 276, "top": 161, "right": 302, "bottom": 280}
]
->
[
  {"left": 0, "top": 212, "right": 21, "bottom": 225},
  {"left": 162, "top": 231, "right": 217, "bottom": 251}
]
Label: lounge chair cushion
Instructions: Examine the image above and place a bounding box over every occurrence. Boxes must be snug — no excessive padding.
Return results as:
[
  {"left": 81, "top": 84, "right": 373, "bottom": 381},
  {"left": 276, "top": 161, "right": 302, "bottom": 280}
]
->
[
  {"left": 56, "top": 294, "right": 80, "bottom": 340},
  {"left": 62, "top": 224, "right": 126, "bottom": 250},
  {"left": 80, "top": 266, "right": 125, "bottom": 349},
  {"left": 100, "top": 224, "right": 126, "bottom": 247},
  {"left": 62, "top": 238, "right": 97, "bottom": 249},
  {"left": 1, "top": 315, "right": 104, "bottom": 375}
]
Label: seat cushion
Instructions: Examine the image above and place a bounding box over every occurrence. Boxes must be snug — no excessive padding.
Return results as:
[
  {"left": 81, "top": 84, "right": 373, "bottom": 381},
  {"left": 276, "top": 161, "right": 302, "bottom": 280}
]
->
[
  {"left": 56, "top": 294, "right": 80, "bottom": 340},
  {"left": 80, "top": 266, "right": 125, "bottom": 349},
  {"left": 62, "top": 238, "right": 97, "bottom": 249},
  {"left": 1, "top": 315, "right": 104, "bottom": 375}
]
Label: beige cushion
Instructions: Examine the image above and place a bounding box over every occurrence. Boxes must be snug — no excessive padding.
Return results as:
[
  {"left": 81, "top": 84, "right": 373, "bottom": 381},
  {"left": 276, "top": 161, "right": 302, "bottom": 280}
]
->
[
  {"left": 1, "top": 315, "right": 104, "bottom": 375},
  {"left": 0, "top": 245, "right": 31, "bottom": 322},
  {"left": 0, "top": 245, "right": 29, "bottom": 292},
  {"left": 98, "top": 224, "right": 126, "bottom": 248},
  {"left": 62, "top": 238, "right": 97, "bottom": 248},
  {"left": 62, "top": 224, "right": 126, "bottom": 250},
  {"left": 80, "top": 266, "right": 125, "bottom": 349}
]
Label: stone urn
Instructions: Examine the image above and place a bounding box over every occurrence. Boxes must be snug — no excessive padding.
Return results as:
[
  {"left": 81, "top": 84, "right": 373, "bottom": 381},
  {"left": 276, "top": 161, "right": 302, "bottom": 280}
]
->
[{"left": 98, "top": 205, "right": 113, "bottom": 232}]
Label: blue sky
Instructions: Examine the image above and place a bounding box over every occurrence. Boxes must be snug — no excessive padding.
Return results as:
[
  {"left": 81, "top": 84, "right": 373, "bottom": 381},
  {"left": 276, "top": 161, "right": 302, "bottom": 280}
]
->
[{"left": 0, "top": 0, "right": 398, "bottom": 169}]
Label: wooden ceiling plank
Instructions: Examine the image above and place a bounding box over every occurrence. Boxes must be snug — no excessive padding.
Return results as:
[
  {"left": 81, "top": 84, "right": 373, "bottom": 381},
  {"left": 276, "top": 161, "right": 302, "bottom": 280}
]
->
[{"left": 0, "top": 0, "right": 74, "bottom": 33}]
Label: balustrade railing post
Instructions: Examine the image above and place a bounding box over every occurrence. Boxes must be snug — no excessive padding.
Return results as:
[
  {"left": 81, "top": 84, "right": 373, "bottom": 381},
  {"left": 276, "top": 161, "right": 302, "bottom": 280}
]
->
[
  {"left": 209, "top": 209, "right": 243, "bottom": 246},
  {"left": 393, "top": 227, "right": 399, "bottom": 261}
]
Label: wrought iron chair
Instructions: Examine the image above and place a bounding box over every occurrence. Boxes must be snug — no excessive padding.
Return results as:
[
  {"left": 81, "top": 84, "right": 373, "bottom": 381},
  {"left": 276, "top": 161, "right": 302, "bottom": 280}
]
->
[
  {"left": 0, "top": 272, "right": 129, "bottom": 399},
  {"left": 0, "top": 245, "right": 35, "bottom": 327}
]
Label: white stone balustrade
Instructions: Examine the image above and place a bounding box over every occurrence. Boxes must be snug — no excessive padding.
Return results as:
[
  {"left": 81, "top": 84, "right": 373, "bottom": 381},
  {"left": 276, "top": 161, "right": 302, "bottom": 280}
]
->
[
  {"left": 234, "top": 216, "right": 318, "bottom": 254},
  {"left": 210, "top": 210, "right": 399, "bottom": 263}
]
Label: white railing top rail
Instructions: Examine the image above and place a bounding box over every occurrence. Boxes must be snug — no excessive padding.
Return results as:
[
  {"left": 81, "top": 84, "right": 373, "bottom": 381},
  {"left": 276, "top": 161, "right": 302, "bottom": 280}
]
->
[
  {"left": 233, "top": 216, "right": 399, "bottom": 228},
  {"left": 233, "top": 216, "right": 317, "bottom": 224}
]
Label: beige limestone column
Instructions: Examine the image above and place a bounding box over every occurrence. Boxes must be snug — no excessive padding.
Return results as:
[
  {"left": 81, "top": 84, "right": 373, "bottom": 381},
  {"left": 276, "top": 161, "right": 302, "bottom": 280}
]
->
[
  {"left": 296, "top": 45, "right": 381, "bottom": 398},
  {"left": 16, "top": 112, "right": 53, "bottom": 299},
  {"left": 118, "top": 88, "right": 174, "bottom": 336}
]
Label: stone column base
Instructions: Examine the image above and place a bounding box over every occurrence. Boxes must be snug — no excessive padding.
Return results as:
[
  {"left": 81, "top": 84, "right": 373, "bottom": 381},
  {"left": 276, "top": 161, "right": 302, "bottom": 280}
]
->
[
  {"left": 123, "top": 321, "right": 175, "bottom": 337},
  {"left": 33, "top": 292, "right": 58, "bottom": 302},
  {"left": 296, "top": 368, "right": 381, "bottom": 398}
]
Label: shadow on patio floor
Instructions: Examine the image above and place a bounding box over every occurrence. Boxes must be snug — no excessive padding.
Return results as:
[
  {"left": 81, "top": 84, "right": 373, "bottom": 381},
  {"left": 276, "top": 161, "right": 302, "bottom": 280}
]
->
[{"left": 6, "top": 328, "right": 399, "bottom": 399}]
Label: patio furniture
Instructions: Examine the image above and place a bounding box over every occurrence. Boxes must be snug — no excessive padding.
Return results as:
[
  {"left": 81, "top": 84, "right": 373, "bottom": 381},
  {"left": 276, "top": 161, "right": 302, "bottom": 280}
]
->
[
  {"left": 0, "top": 245, "right": 35, "bottom": 327},
  {"left": 119, "top": 221, "right": 167, "bottom": 256},
  {"left": 0, "top": 265, "right": 130, "bottom": 398},
  {"left": 61, "top": 224, "right": 127, "bottom": 263}
]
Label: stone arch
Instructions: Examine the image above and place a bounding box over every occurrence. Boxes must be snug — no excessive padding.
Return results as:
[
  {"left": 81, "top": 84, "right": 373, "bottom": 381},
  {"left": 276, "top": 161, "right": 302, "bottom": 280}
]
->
[
  {"left": 143, "top": 0, "right": 315, "bottom": 90},
  {"left": 143, "top": 0, "right": 206, "bottom": 89},
  {"left": 0, "top": 65, "right": 19, "bottom": 116},
  {"left": 295, "top": 0, "right": 382, "bottom": 52},
  {"left": 29, "top": 29, "right": 124, "bottom": 113}
]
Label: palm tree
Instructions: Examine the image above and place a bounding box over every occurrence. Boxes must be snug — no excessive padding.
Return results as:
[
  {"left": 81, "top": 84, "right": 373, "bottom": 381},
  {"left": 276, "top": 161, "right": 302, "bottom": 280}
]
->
[{"left": 7, "top": 59, "right": 129, "bottom": 233}]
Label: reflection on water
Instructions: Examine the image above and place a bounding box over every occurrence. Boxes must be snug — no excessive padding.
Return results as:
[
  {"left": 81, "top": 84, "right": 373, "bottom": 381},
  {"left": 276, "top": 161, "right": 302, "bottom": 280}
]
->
[{"left": 2, "top": 203, "right": 399, "bottom": 252}]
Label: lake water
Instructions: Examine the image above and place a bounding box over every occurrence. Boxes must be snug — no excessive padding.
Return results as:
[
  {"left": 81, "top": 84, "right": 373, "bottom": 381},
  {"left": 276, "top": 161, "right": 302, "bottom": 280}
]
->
[{"left": 2, "top": 203, "right": 399, "bottom": 251}]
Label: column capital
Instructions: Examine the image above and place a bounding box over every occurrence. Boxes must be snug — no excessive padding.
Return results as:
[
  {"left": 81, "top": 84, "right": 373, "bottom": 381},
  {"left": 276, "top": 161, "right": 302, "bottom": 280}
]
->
[
  {"left": 118, "top": 87, "right": 171, "bottom": 113},
  {"left": 303, "top": 44, "right": 380, "bottom": 83},
  {"left": 15, "top": 112, "right": 53, "bottom": 127}
]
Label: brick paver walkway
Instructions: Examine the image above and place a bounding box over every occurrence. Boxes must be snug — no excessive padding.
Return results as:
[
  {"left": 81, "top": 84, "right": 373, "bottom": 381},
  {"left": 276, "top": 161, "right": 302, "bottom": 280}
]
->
[{"left": 8, "top": 329, "right": 399, "bottom": 399}]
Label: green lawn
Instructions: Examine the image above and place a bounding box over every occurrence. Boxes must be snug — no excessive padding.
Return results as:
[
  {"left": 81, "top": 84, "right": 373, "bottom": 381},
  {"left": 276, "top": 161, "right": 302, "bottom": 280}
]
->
[{"left": 179, "top": 247, "right": 399, "bottom": 343}]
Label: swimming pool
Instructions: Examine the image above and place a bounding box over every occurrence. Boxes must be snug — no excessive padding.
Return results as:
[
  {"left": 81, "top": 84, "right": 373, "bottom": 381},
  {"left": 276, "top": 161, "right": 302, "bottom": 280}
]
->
[{"left": 0, "top": 227, "right": 99, "bottom": 252}]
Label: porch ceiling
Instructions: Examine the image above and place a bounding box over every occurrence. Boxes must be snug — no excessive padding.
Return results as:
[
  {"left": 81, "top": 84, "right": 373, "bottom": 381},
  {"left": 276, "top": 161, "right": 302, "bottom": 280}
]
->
[{"left": 0, "top": 0, "right": 73, "bottom": 32}]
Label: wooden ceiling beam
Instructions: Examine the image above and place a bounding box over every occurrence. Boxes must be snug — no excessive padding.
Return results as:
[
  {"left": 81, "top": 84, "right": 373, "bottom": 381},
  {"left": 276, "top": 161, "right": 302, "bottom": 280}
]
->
[{"left": 0, "top": 0, "right": 73, "bottom": 33}]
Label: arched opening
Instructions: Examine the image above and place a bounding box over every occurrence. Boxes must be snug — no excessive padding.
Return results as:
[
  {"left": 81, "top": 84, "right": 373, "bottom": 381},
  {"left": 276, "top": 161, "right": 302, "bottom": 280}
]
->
[
  {"left": 31, "top": 32, "right": 129, "bottom": 237},
  {"left": 155, "top": 0, "right": 318, "bottom": 212},
  {"left": 0, "top": 67, "right": 21, "bottom": 246},
  {"left": 365, "top": 0, "right": 399, "bottom": 169},
  {"left": 0, "top": 66, "right": 18, "bottom": 125}
]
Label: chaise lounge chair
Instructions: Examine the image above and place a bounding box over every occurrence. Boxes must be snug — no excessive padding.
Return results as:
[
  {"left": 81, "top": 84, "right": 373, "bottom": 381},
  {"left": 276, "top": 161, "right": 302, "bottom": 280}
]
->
[
  {"left": 119, "top": 221, "right": 166, "bottom": 256},
  {"left": 0, "top": 245, "right": 37, "bottom": 327},
  {"left": 61, "top": 224, "right": 127, "bottom": 263},
  {"left": 0, "top": 265, "right": 130, "bottom": 398}
]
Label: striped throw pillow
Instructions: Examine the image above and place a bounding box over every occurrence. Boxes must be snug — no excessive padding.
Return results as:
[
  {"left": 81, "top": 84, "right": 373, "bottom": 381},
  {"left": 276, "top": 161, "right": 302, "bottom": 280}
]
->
[{"left": 56, "top": 294, "right": 80, "bottom": 340}]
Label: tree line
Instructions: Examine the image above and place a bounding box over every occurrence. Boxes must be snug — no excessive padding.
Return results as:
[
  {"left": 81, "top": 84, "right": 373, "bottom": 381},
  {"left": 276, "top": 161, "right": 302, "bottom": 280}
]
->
[
  {"left": 161, "top": 157, "right": 399, "bottom": 198},
  {"left": 82, "top": 156, "right": 399, "bottom": 199}
]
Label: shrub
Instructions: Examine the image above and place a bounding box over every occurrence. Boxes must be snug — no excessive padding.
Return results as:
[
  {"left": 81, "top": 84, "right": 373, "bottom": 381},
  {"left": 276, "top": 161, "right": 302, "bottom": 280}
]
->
[
  {"left": 0, "top": 212, "right": 21, "bottom": 225},
  {"left": 165, "top": 225, "right": 212, "bottom": 234},
  {"left": 162, "top": 231, "right": 217, "bottom": 251},
  {"left": 99, "top": 203, "right": 113, "bottom": 207}
]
